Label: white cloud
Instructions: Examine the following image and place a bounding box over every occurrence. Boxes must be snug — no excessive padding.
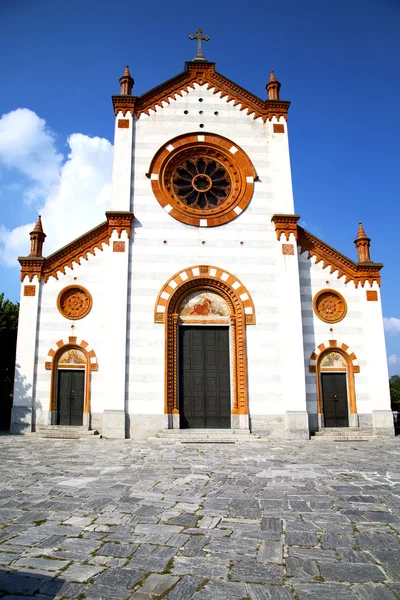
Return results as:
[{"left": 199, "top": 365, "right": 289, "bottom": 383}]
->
[
  {"left": 0, "top": 108, "right": 63, "bottom": 201},
  {"left": 388, "top": 354, "right": 399, "bottom": 365},
  {"left": 0, "top": 109, "right": 113, "bottom": 266},
  {"left": 383, "top": 317, "right": 400, "bottom": 335}
]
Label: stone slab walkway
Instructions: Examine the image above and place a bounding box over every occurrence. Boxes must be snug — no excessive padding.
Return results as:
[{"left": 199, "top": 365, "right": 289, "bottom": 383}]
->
[{"left": 0, "top": 435, "right": 399, "bottom": 599}]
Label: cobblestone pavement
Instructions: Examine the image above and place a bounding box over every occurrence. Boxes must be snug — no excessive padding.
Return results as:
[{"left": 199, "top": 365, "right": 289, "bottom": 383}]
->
[{"left": 0, "top": 436, "right": 400, "bottom": 599}]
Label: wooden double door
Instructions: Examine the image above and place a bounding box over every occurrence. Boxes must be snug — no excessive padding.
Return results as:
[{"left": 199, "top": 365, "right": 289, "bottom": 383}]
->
[
  {"left": 321, "top": 373, "right": 349, "bottom": 427},
  {"left": 57, "top": 370, "right": 84, "bottom": 426},
  {"left": 179, "top": 326, "right": 231, "bottom": 429}
]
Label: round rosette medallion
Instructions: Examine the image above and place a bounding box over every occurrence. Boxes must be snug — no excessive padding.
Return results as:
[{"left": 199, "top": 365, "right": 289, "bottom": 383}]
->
[
  {"left": 148, "top": 132, "right": 257, "bottom": 227},
  {"left": 57, "top": 286, "right": 92, "bottom": 320},
  {"left": 313, "top": 289, "right": 347, "bottom": 324}
]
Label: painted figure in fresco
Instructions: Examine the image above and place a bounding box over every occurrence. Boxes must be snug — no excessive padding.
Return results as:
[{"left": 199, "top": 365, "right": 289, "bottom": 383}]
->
[
  {"left": 59, "top": 349, "right": 86, "bottom": 365},
  {"left": 191, "top": 296, "right": 212, "bottom": 316}
]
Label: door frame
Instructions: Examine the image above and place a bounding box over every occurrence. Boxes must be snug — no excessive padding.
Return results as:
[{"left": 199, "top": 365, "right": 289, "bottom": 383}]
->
[
  {"left": 46, "top": 339, "right": 98, "bottom": 427},
  {"left": 312, "top": 344, "right": 360, "bottom": 428},
  {"left": 178, "top": 324, "right": 231, "bottom": 429},
  {"left": 56, "top": 368, "right": 85, "bottom": 426},
  {"left": 320, "top": 372, "right": 349, "bottom": 428}
]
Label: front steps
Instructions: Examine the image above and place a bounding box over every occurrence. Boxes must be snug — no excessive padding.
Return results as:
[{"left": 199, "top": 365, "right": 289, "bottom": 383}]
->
[
  {"left": 147, "top": 429, "right": 260, "bottom": 444},
  {"left": 35, "top": 425, "right": 99, "bottom": 439},
  {"left": 311, "top": 427, "right": 377, "bottom": 442}
]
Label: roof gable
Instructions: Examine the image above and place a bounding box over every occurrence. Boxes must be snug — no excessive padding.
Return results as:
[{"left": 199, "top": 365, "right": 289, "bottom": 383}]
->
[{"left": 112, "top": 62, "right": 290, "bottom": 122}]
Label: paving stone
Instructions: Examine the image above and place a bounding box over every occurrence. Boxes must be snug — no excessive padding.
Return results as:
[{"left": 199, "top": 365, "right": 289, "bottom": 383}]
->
[
  {"left": 39, "top": 579, "right": 86, "bottom": 598},
  {"left": 352, "top": 583, "right": 399, "bottom": 599},
  {"left": 171, "top": 555, "right": 229, "bottom": 577},
  {"left": 337, "top": 548, "right": 377, "bottom": 563},
  {"left": 230, "top": 559, "right": 284, "bottom": 583},
  {"left": 93, "top": 567, "right": 144, "bottom": 588},
  {"left": 322, "top": 534, "right": 356, "bottom": 548},
  {"left": 130, "top": 573, "right": 179, "bottom": 598},
  {"left": 285, "top": 531, "right": 319, "bottom": 547},
  {"left": 381, "top": 563, "right": 400, "bottom": 581},
  {"left": 165, "top": 575, "right": 205, "bottom": 599},
  {"left": 96, "top": 542, "right": 137, "bottom": 557},
  {"left": 62, "top": 563, "right": 105, "bottom": 582},
  {"left": 247, "top": 584, "right": 296, "bottom": 599},
  {"left": 257, "top": 541, "right": 283, "bottom": 564},
  {"left": 286, "top": 547, "right": 337, "bottom": 561},
  {"left": 357, "top": 534, "right": 399, "bottom": 550},
  {"left": 13, "top": 556, "right": 70, "bottom": 572},
  {"left": 205, "top": 536, "right": 260, "bottom": 556},
  {"left": 292, "top": 583, "right": 359, "bottom": 599},
  {"left": 285, "top": 557, "right": 319, "bottom": 580},
  {"left": 318, "top": 562, "right": 385, "bottom": 583},
  {"left": 81, "top": 584, "right": 135, "bottom": 599},
  {"left": 192, "top": 579, "right": 248, "bottom": 599}
]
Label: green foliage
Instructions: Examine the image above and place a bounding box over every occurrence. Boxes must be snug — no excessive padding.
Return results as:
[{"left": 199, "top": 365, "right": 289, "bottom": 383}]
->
[
  {"left": 0, "top": 294, "right": 19, "bottom": 429},
  {"left": 390, "top": 375, "right": 400, "bottom": 409},
  {"left": 0, "top": 293, "right": 19, "bottom": 332}
]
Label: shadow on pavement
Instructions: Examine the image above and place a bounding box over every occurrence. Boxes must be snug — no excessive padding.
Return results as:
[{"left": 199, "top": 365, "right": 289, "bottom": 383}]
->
[{"left": 0, "top": 569, "right": 65, "bottom": 598}]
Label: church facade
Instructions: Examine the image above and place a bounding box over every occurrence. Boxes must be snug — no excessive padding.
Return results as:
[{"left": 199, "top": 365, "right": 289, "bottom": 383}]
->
[{"left": 10, "top": 51, "right": 394, "bottom": 439}]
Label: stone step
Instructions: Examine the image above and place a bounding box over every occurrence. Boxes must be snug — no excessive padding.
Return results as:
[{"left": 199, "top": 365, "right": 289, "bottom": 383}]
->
[
  {"left": 35, "top": 425, "right": 99, "bottom": 439},
  {"left": 312, "top": 428, "right": 377, "bottom": 442},
  {"left": 147, "top": 429, "right": 260, "bottom": 444}
]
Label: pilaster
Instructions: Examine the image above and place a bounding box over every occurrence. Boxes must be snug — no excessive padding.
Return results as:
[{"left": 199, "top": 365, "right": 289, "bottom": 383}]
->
[
  {"left": 10, "top": 278, "right": 41, "bottom": 433},
  {"left": 273, "top": 217, "right": 309, "bottom": 439},
  {"left": 101, "top": 230, "right": 130, "bottom": 438},
  {"left": 110, "top": 111, "right": 134, "bottom": 211}
]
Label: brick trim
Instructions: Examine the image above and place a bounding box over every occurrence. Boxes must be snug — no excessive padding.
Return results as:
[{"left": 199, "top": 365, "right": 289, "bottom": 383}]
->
[{"left": 154, "top": 265, "right": 256, "bottom": 325}]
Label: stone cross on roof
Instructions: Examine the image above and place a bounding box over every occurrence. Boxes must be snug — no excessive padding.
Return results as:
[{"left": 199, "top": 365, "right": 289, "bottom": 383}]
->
[{"left": 189, "top": 28, "right": 210, "bottom": 62}]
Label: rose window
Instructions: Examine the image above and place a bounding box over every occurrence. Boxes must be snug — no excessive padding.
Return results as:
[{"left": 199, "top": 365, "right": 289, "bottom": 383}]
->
[{"left": 172, "top": 157, "right": 231, "bottom": 210}]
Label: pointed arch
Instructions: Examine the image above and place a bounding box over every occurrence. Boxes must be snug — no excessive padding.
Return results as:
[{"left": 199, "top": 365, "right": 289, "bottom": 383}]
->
[
  {"left": 155, "top": 266, "right": 255, "bottom": 419},
  {"left": 309, "top": 340, "right": 360, "bottom": 418}
]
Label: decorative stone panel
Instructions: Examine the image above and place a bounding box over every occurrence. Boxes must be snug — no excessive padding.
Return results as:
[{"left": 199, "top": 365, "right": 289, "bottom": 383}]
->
[
  {"left": 273, "top": 124, "right": 285, "bottom": 133},
  {"left": 366, "top": 290, "right": 378, "bottom": 301},
  {"left": 118, "top": 119, "right": 130, "bottom": 128},
  {"left": 113, "top": 241, "right": 126, "bottom": 252},
  {"left": 23, "top": 285, "right": 36, "bottom": 296},
  {"left": 57, "top": 285, "right": 92, "bottom": 320},
  {"left": 313, "top": 289, "right": 347, "bottom": 324},
  {"left": 282, "top": 244, "right": 294, "bottom": 255}
]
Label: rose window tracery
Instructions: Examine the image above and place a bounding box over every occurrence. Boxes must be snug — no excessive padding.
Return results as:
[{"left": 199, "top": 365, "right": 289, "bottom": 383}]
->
[
  {"left": 148, "top": 133, "right": 257, "bottom": 227},
  {"left": 313, "top": 289, "right": 347, "bottom": 324},
  {"left": 173, "top": 157, "right": 231, "bottom": 210},
  {"left": 57, "top": 286, "right": 92, "bottom": 320}
]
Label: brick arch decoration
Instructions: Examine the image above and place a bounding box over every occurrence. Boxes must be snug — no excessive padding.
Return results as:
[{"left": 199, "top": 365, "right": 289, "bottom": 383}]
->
[
  {"left": 309, "top": 340, "right": 360, "bottom": 417},
  {"left": 155, "top": 265, "right": 256, "bottom": 418},
  {"left": 45, "top": 337, "right": 98, "bottom": 415},
  {"left": 154, "top": 265, "right": 255, "bottom": 325}
]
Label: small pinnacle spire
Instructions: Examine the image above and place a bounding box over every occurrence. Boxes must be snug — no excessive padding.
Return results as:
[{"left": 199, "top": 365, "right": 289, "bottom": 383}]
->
[
  {"left": 33, "top": 215, "right": 44, "bottom": 233},
  {"left": 119, "top": 64, "right": 134, "bottom": 95},
  {"left": 29, "top": 215, "right": 46, "bottom": 257},
  {"left": 356, "top": 222, "right": 367, "bottom": 240},
  {"left": 354, "top": 221, "right": 372, "bottom": 263},
  {"left": 266, "top": 70, "right": 281, "bottom": 100}
]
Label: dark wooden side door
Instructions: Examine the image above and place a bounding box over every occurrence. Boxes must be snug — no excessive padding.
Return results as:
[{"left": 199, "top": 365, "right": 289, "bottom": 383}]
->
[
  {"left": 57, "top": 370, "right": 84, "bottom": 426},
  {"left": 321, "top": 373, "right": 349, "bottom": 427},
  {"left": 179, "top": 326, "right": 231, "bottom": 429}
]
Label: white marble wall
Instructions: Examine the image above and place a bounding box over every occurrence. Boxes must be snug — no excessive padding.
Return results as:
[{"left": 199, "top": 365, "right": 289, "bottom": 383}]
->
[{"left": 299, "top": 250, "right": 391, "bottom": 430}]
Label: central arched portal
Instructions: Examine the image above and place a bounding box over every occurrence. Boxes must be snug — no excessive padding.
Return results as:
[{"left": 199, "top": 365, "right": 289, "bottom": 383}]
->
[
  {"left": 155, "top": 266, "right": 256, "bottom": 430},
  {"left": 178, "top": 291, "right": 231, "bottom": 428}
]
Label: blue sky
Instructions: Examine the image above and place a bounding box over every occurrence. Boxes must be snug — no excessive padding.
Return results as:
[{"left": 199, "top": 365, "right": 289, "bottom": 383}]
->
[{"left": 1, "top": 0, "right": 399, "bottom": 373}]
